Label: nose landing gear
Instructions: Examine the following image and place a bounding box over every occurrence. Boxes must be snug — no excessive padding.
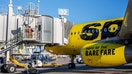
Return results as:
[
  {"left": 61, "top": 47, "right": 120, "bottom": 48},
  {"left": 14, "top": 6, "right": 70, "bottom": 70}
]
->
[
  {"left": 68, "top": 63, "right": 75, "bottom": 69},
  {"left": 68, "top": 55, "right": 76, "bottom": 69}
]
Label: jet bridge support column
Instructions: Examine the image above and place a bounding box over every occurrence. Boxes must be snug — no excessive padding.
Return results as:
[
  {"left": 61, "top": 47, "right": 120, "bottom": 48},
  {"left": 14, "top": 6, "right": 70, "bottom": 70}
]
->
[{"left": 5, "top": 0, "right": 14, "bottom": 64}]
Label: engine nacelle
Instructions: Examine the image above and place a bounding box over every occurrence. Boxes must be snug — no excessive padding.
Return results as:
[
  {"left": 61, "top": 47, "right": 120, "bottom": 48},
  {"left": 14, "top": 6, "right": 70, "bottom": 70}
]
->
[{"left": 81, "top": 43, "right": 132, "bottom": 67}]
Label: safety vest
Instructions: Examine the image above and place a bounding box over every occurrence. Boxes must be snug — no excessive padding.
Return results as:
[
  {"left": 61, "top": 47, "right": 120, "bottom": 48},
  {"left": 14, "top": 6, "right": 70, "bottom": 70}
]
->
[{"left": 28, "top": 28, "right": 32, "bottom": 33}]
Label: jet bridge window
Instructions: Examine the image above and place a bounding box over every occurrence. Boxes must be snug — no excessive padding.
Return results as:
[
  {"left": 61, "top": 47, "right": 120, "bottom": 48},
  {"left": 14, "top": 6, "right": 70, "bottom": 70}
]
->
[{"left": 38, "top": 25, "right": 41, "bottom": 31}]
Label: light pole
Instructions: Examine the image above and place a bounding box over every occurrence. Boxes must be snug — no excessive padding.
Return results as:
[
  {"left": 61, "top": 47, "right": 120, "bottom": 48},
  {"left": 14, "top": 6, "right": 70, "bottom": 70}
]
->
[
  {"left": 5, "top": 0, "right": 14, "bottom": 64},
  {"left": 58, "top": 8, "right": 69, "bottom": 45},
  {"left": 37, "top": 0, "right": 40, "bottom": 14}
]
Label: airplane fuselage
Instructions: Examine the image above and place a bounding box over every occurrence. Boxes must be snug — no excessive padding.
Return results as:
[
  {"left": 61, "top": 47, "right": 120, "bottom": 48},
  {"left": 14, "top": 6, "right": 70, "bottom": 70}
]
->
[{"left": 45, "top": 18, "right": 123, "bottom": 56}]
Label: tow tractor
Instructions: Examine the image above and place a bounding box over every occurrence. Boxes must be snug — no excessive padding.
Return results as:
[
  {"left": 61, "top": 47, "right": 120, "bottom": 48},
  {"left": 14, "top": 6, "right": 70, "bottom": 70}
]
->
[{"left": 28, "top": 52, "right": 46, "bottom": 68}]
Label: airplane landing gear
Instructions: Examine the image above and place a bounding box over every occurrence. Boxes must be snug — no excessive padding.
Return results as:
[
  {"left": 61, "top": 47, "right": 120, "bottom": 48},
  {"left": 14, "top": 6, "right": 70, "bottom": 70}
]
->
[
  {"left": 1, "top": 64, "right": 16, "bottom": 73},
  {"left": 68, "top": 55, "right": 76, "bottom": 69},
  {"left": 68, "top": 63, "right": 75, "bottom": 69}
]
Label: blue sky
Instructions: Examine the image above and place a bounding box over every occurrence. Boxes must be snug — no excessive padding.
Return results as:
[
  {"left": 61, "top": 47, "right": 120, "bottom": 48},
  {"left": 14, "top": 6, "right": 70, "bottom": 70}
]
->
[{"left": 0, "top": 0, "right": 128, "bottom": 24}]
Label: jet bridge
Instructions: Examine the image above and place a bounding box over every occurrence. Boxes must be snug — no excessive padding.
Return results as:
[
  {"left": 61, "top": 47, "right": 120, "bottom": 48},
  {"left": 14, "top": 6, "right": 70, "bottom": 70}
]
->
[
  {"left": 22, "top": 15, "right": 73, "bottom": 46},
  {"left": 0, "top": 0, "right": 73, "bottom": 73},
  {"left": 0, "top": 2, "right": 72, "bottom": 46}
]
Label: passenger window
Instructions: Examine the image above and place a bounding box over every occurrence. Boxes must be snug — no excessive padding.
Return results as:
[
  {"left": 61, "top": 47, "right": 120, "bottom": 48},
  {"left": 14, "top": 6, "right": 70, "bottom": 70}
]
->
[
  {"left": 78, "top": 32, "right": 80, "bottom": 34},
  {"left": 74, "top": 32, "right": 76, "bottom": 35},
  {"left": 71, "top": 32, "right": 73, "bottom": 35}
]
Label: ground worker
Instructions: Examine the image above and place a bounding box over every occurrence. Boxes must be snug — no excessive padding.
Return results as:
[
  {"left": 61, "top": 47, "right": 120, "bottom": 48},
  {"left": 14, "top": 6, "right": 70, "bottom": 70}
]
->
[{"left": 27, "top": 26, "right": 33, "bottom": 38}]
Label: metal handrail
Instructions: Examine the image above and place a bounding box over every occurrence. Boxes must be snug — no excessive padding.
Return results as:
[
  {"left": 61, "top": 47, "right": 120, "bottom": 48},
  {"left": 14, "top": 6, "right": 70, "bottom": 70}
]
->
[
  {"left": 0, "top": 33, "right": 23, "bottom": 53},
  {"left": 22, "top": 28, "right": 41, "bottom": 40}
]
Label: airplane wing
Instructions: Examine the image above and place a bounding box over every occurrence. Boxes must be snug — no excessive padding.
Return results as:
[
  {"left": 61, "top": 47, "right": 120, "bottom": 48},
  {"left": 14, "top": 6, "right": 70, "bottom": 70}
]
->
[{"left": 119, "top": 0, "right": 132, "bottom": 38}]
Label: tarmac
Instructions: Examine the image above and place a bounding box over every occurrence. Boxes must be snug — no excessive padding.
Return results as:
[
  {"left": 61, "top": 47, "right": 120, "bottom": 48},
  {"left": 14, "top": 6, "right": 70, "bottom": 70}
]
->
[{"left": 0, "top": 57, "right": 132, "bottom": 74}]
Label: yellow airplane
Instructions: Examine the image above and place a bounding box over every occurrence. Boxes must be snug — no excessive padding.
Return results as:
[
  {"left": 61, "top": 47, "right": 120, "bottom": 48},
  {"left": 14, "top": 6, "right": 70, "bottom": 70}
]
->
[
  {"left": 45, "top": 17, "right": 123, "bottom": 69},
  {"left": 45, "top": 0, "right": 132, "bottom": 69},
  {"left": 81, "top": 0, "right": 132, "bottom": 67}
]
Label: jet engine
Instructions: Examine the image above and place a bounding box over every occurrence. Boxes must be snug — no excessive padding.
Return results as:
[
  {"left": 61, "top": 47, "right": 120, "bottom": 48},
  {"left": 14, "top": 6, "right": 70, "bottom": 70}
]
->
[{"left": 81, "top": 41, "right": 132, "bottom": 67}]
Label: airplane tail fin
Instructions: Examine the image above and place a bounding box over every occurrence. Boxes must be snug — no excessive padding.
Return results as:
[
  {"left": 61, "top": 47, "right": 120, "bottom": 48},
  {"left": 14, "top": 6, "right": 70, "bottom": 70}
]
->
[{"left": 119, "top": 0, "right": 132, "bottom": 38}]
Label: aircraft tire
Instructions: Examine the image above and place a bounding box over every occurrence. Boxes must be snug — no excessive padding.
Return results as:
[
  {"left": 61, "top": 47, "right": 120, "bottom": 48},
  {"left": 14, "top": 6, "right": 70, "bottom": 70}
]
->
[{"left": 68, "top": 63, "right": 76, "bottom": 69}]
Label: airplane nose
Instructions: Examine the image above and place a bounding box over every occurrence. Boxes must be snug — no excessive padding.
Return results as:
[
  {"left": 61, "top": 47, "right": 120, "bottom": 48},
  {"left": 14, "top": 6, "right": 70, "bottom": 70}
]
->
[{"left": 125, "top": 46, "right": 132, "bottom": 63}]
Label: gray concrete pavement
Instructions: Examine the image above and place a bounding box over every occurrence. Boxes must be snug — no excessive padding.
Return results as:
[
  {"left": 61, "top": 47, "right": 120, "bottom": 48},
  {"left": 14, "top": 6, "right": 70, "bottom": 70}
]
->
[{"left": 0, "top": 57, "right": 132, "bottom": 74}]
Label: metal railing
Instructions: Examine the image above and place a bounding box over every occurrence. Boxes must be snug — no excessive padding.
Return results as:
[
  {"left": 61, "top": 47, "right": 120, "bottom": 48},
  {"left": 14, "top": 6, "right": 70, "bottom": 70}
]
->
[
  {"left": 0, "top": 33, "right": 23, "bottom": 54},
  {"left": 22, "top": 28, "right": 41, "bottom": 41}
]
